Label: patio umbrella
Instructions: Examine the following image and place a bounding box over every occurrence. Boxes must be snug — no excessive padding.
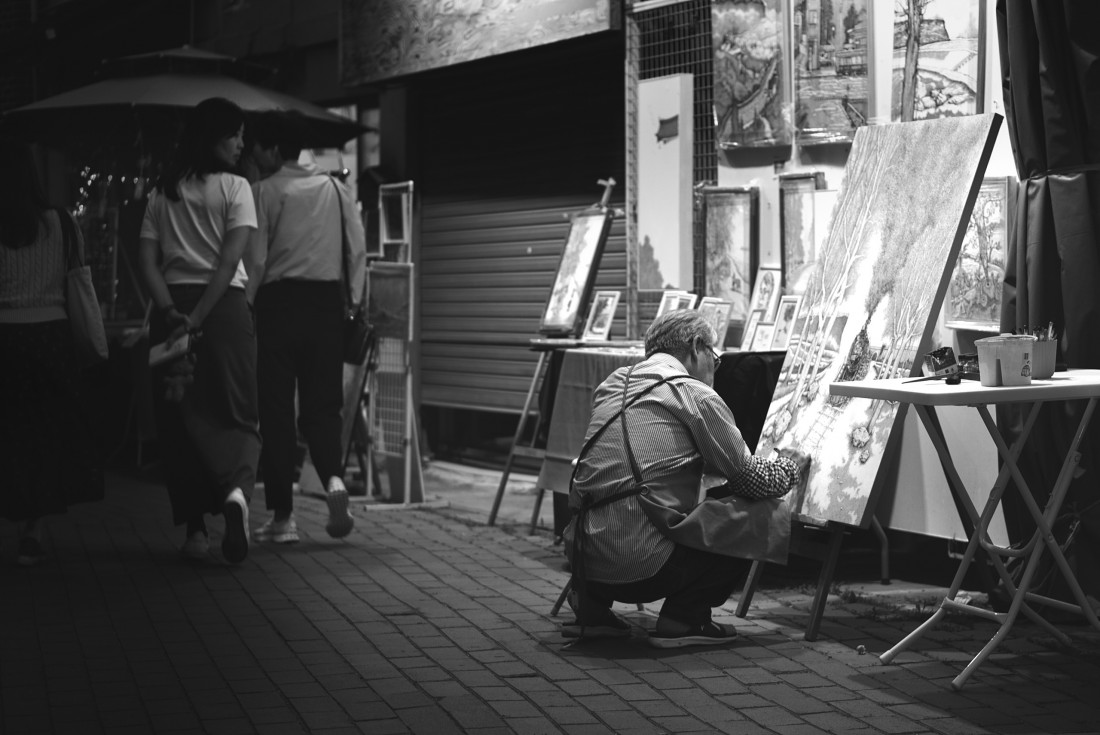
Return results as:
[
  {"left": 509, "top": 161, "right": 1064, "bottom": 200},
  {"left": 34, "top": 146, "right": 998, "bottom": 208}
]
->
[{"left": 0, "top": 48, "right": 367, "bottom": 150}]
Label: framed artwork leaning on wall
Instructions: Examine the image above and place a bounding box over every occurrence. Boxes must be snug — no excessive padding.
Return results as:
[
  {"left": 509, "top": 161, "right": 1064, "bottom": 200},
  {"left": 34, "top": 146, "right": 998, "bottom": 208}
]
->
[{"left": 582, "top": 290, "right": 621, "bottom": 341}]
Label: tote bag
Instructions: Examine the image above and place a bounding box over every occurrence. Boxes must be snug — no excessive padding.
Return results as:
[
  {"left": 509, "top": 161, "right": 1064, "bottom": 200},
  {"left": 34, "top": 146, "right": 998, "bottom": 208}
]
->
[{"left": 57, "top": 208, "right": 109, "bottom": 366}]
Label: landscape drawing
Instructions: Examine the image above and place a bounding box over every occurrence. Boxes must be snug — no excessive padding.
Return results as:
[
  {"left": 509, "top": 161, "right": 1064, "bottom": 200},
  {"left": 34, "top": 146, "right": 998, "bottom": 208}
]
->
[
  {"left": 713, "top": 0, "right": 792, "bottom": 148},
  {"left": 892, "top": 0, "right": 984, "bottom": 122},
  {"left": 703, "top": 187, "right": 756, "bottom": 327},
  {"left": 757, "top": 114, "right": 999, "bottom": 527},
  {"left": 794, "top": 0, "right": 870, "bottom": 144},
  {"left": 945, "top": 177, "right": 1014, "bottom": 332}
]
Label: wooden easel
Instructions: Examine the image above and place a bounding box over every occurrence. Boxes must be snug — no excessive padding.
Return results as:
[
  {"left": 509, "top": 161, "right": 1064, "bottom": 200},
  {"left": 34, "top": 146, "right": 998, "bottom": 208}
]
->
[{"left": 488, "top": 177, "right": 621, "bottom": 528}]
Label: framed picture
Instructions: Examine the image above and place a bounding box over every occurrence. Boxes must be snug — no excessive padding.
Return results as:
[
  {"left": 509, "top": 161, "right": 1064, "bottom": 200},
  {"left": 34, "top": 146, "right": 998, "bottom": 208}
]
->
[
  {"left": 675, "top": 292, "right": 698, "bottom": 310},
  {"left": 378, "top": 181, "right": 413, "bottom": 260},
  {"left": 780, "top": 173, "right": 821, "bottom": 294},
  {"left": 892, "top": 0, "right": 986, "bottom": 122},
  {"left": 713, "top": 0, "right": 792, "bottom": 148},
  {"left": 749, "top": 267, "right": 782, "bottom": 321},
  {"left": 697, "top": 297, "right": 734, "bottom": 348},
  {"left": 770, "top": 295, "right": 802, "bottom": 350},
  {"left": 702, "top": 186, "right": 758, "bottom": 338},
  {"left": 750, "top": 322, "right": 776, "bottom": 352},
  {"left": 739, "top": 309, "right": 765, "bottom": 350},
  {"left": 945, "top": 177, "right": 1016, "bottom": 332},
  {"left": 582, "top": 290, "right": 621, "bottom": 341},
  {"left": 539, "top": 209, "right": 613, "bottom": 336},
  {"left": 794, "top": 0, "right": 872, "bottom": 145},
  {"left": 656, "top": 290, "right": 694, "bottom": 318}
]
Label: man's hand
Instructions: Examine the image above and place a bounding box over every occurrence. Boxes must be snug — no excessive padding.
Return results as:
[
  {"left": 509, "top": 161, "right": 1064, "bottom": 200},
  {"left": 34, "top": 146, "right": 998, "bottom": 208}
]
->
[{"left": 774, "top": 447, "right": 811, "bottom": 498}]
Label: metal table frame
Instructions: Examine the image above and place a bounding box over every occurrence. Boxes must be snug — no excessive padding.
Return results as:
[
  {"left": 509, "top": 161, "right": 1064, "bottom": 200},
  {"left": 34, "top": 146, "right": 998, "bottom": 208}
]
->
[{"left": 830, "top": 370, "right": 1100, "bottom": 689}]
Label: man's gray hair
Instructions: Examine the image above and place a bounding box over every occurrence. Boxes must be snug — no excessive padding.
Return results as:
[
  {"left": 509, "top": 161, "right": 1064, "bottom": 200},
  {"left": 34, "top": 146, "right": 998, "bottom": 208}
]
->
[{"left": 644, "top": 309, "right": 717, "bottom": 359}]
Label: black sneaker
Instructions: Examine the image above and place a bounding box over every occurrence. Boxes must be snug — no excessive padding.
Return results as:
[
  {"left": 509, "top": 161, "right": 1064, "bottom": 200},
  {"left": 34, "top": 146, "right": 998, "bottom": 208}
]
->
[{"left": 648, "top": 620, "right": 739, "bottom": 649}]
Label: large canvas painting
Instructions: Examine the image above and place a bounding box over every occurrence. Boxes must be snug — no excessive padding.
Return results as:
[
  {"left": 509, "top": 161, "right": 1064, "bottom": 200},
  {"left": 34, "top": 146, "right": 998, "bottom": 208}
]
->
[
  {"left": 794, "top": 0, "right": 871, "bottom": 144},
  {"left": 757, "top": 114, "right": 1000, "bottom": 528},
  {"left": 539, "top": 210, "right": 613, "bottom": 336},
  {"left": 945, "top": 176, "right": 1016, "bottom": 332},
  {"left": 703, "top": 186, "right": 757, "bottom": 333},
  {"left": 638, "top": 75, "right": 694, "bottom": 290},
  {"left": 713, "top": 0, "right": 792, "bottom": 149},
  {"left": 892, "top": 0, "right": 985, "bottom": 122}
]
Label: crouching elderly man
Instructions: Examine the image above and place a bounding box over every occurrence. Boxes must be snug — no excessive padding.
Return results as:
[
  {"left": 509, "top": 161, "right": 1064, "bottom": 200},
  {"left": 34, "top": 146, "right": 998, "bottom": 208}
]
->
[{"left": 562, "top": 309, "right": 809, "bottom": 648}]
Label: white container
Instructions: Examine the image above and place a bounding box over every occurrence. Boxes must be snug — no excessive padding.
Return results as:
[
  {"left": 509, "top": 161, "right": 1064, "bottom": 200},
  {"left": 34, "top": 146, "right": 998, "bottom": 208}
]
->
[{"left": 974, "top": 334, "right": 1037, "bottom": 387}]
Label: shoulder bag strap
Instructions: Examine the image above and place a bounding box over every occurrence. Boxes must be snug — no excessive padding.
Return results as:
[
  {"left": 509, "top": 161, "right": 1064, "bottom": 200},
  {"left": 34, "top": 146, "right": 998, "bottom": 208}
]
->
[{"left": 329, "top": 177, "right": 353, "bottom": 308}]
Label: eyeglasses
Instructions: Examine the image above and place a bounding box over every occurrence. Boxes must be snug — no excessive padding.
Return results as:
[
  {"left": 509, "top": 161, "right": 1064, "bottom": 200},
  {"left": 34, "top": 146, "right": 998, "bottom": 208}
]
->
[{"left": 704, "top": 343, "right": 722, "bottom": 369}]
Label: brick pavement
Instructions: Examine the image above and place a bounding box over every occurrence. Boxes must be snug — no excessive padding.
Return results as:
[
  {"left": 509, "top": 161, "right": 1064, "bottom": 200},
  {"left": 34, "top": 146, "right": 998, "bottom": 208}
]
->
[{"left": 1, "top": 469, "right": 1099, "bottom": 735}]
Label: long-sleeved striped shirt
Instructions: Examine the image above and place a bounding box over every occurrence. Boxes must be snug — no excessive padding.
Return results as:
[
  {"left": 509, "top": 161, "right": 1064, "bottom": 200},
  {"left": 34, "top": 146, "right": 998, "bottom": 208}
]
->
[{"left": 565, "top": 352, "right": 800, "bottom": 583}]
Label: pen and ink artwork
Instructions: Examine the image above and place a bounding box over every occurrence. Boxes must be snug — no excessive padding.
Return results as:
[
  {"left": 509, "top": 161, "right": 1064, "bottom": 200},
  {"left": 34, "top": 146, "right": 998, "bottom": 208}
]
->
[
  {"left": 794, "top": 0, "right": 871, "bottom": 145},
  {"left": 582, "top": 290, "right": 621, "bottom": 341},
  {"left": 749, "top": 267, "right": 782, "bottom": 321},
  {"left": 702, "top": 187, "right": 758, "bottom": 341},
  {"left": 638, "top": 74, "right": 695, "bottom": 292},
  {"left": 697, "top": 297, "right": 734, "bottom": 348},
  {"left": 770, "top": 295, "right": 802, "bottom": 351},
  {"left": 750, "top": 322, "right": 776, "bottom": 352},
  {"left": 739, "top": 309, "right": 765, "bottom": 350},
  {"left": 944, "top": 177, "right": 1016, "bottom": 332},
  {"left": 892, "top": 0, "right": 985, "bottom": 123},
  {"left": 713, "top": 0, "right": 793, "bottom": 149},
  {"left": 539, "top": 209, "right": 613, "bottom": 336},
  {"left": 757, "top": 114, "right": 1000, "bottom": 528}
]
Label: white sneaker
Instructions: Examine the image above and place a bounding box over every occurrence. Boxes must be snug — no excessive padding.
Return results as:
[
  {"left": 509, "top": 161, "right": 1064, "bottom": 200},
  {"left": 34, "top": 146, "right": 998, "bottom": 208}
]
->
[
  {"left": 222, "top": 488, "right": 250, "bottom": 564},
  {"left": 254, "top": 515, "right": 299, "bottom": 544},
  {"left": 325, "top": 476, "right": 354, "bottom": 539},
  {"left": 181, "top": 531, "right": 210, "bottom": 560}
]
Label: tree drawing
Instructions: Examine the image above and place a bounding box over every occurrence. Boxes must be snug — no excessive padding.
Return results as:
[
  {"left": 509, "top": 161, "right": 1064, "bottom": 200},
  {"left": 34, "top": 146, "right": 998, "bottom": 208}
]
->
[{"left": 897, "top": 0, "right": 932, "bottom": 122}]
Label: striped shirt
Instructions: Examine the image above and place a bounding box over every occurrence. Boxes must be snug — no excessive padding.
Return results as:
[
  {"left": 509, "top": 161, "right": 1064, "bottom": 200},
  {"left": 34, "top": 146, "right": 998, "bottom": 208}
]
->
[{"left": 566, "top": 352, "right": 799, "bottom": 583}]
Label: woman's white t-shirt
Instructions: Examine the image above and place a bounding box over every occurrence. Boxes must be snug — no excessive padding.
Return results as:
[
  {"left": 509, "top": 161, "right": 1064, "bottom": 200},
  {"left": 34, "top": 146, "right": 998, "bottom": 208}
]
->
[{"left": 140, "top": 172, "right": 257, "bottom": 290}]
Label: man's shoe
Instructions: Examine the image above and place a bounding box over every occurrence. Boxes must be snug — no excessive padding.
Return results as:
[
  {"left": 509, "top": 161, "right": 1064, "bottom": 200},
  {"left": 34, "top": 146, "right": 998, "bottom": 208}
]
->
[
  {"left": 222, "top": 488, "right": 250, "bottom": 564},
  {"left": 325, "top": 477, "right": 354, "bottom": 539},
  {"left": 181, "top": 531, "right": 210, "bottom": 561},
  {"left": 254, "top": 516, "right": 299, "bottom": 544},
  {"left": 560, "top": 615, "right": 631, "bottom": 639},
  {"left": 648, "top": 620, "right": 739, "bottom": 649}
]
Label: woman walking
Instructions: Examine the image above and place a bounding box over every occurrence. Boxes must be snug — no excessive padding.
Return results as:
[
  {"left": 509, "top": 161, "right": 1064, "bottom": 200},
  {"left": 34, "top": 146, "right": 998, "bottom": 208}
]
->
[
  {"left": 138, "top": 97, "right": 261, "bottom": 564},
  {"left": 0, "top": 139, "right": 105, "bottom": 565}
]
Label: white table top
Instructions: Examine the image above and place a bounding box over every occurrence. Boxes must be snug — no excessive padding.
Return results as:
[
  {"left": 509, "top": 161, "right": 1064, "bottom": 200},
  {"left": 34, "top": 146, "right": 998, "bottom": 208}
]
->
[{"left": 829, "top": 369, "right": 1100, "bottom": 406}]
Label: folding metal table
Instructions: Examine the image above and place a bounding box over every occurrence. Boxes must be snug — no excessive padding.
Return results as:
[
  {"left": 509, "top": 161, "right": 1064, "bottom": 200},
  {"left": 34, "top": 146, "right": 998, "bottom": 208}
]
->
[{"left": 829, "top": 369, "right": 1100, "bottom": 689}]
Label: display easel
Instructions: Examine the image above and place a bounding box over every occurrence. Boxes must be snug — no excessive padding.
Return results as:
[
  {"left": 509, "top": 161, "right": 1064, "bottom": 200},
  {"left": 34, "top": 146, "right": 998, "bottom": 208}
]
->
[{"left": 488, "top": 178, "right": 620, "bottom": 527}]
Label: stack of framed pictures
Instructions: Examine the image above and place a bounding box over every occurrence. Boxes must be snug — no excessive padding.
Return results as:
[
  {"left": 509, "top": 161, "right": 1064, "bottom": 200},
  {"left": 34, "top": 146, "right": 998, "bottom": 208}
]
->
[{"left": 739, "top": 268, "right": 801, "bottom": 352}]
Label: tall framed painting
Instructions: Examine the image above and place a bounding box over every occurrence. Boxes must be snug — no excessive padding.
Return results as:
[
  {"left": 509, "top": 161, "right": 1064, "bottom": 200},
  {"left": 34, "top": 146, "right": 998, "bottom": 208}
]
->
[
  {"left": 713, "top": 0, "right": 792, "bottom": 149},
  {"left": 638, "top": 74, "right": 694, "bottom": 291},
  {"left": 794, "top": 0, "right": 872, "bottom": 145},
  {"left": 892, "top": 0, "right": 986, "bottom": 122},
  {"left": 945, "top": 176, "right": 1016, "bottom": 332},
  {"left": 757, "top": 114, "right": 1000, "bottom": 528},
  {"left": 539, "top": 209, "right": 613, "bottom": 336},
  {"left": 702, "top": 186, "right": 758, "bottom": 343}
]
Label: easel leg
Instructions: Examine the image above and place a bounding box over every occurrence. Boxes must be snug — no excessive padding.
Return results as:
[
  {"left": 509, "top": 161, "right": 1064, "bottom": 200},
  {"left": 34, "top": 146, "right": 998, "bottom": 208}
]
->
[
  {"left": 489, "top": 351, "right": 547, "bottom": 526},
  {"left": 805, "top": 528, "right": 844, "bottom": 642},
  {"left": 736, "top": 560, "right": 764, "bottom": 618},
  {"left": 529, "top": 486, "right": 545, "bottom": 536}
]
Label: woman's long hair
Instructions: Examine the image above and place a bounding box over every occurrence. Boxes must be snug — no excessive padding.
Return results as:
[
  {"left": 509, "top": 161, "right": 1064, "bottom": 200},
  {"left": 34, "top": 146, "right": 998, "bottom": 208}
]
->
[
  {"left": 157, "top": 97, "right": 245, "bottom": 201},
  {"left": 0, "top": 138, "right": 50, "bottom": 249}
]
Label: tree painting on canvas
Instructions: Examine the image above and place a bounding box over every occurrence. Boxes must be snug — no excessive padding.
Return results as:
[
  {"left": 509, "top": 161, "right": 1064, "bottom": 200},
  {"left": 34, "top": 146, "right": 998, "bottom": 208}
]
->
[
  {"left": 713, "top": 0, "right": 792, "bottom": 148},
  {"left": 892, "top": 0, "right": 984, "bottom": 122},
  {"left": 757, "top": 114, "right": 999, "bottom": 527}
]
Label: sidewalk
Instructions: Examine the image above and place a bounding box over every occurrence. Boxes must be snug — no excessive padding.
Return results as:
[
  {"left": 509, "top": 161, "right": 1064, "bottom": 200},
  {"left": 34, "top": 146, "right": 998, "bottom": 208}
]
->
[{"left": 2, "top": 464, "right": 1098, "bottom": 735}]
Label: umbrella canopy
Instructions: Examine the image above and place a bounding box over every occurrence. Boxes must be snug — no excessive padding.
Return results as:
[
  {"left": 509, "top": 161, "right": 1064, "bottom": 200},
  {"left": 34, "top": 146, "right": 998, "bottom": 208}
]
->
[{"left": 1, "top": 71, "right": 367, "bottom": 150}]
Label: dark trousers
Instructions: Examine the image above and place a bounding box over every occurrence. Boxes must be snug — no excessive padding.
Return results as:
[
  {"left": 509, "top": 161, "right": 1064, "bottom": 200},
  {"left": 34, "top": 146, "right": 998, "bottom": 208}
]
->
[
  {"left": 585, "top": 544, "right": 751, "bottom": 626},
  {"left": 150, "top": 286, "right": 261, "bottom": 526},
  {"left": 255, "top": 279, "right": 344, "bottom": 513}
]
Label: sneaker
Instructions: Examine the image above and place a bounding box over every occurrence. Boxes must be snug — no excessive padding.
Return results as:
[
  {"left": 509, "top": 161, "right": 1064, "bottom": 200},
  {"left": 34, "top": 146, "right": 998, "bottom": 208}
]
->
[
  {"left": 325, "top": 476, "right": 354, "bottom": 539},
  {"left": 254, "top": 516, "right": 299, "bottom": 544},
  {"left": 222, "top": 488, "right": 250, "bottom": 564},
  {"left": 17, "top": 535, "right": 46, "bottom": 567},
  {"left": 181, "top": 531, "right": 210, "bottom": 561},
  {"left": 560, "top": 615, "right": 631, "bottom": 639},
  {"left": 648, "top": 620, "right": 739, "bottom": 649}
]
